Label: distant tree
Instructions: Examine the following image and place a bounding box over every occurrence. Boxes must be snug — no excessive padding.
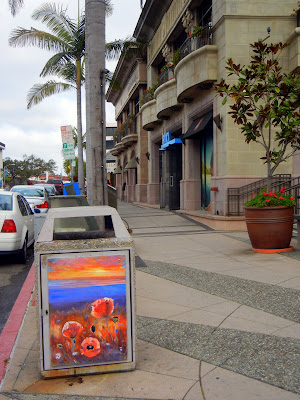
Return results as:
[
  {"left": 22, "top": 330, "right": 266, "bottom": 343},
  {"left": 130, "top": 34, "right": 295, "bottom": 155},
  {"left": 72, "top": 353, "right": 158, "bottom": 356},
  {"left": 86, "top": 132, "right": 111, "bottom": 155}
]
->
[
  {"left": 4, "top": 154, "right": 56, "bottom": 182},
  {"left": 63, "top": 157, "right": 86, "bottom": 178}
]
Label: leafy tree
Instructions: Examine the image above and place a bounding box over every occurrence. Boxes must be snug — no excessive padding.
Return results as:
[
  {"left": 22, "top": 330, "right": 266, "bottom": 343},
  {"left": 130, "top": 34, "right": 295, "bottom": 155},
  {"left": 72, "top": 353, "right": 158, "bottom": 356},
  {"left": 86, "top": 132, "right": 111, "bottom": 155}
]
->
[
  {"left": 214, "top": 39, "right": 300, "bottom": 190},
  {"left": 4, "top": 154, "right": 56, "bottom": 183},
  {"left": 63, "top": 157, "right": 86, "bottom": 178}
]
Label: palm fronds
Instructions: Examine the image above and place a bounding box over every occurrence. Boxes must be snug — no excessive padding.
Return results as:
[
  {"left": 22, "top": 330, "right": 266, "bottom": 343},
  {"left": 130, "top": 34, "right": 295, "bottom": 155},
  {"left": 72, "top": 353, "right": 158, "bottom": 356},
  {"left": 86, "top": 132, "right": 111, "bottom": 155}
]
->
[
  {"left": 32, "top": 3, "right": 76, "bottom": 40},
  {"left": 9, "top": 27, "right": 69, "bottom": 52},
  {"left": 27, "top": 81, "right": 74, "bottom": 109}
]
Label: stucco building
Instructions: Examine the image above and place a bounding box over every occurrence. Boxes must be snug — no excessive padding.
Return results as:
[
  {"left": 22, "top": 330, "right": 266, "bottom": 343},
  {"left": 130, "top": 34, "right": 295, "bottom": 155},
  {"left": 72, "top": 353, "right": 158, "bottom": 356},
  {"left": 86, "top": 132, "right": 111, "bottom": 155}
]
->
[{"left": 107, "top": 0, "right": 300, "bottom": 216}]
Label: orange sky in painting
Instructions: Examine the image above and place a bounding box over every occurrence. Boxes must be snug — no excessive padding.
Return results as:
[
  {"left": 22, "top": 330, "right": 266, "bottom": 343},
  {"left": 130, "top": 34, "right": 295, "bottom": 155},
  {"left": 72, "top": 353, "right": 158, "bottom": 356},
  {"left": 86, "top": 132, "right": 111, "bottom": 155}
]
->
[{"left": 47, "top": 255, "right": 125, "bottom": 281}]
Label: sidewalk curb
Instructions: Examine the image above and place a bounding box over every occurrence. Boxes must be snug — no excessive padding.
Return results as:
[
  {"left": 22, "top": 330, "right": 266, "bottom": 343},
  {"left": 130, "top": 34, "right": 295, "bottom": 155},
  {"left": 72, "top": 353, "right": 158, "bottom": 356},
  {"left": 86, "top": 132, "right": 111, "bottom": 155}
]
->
[{"left": 0, "top": 263, "right": 35, "bottom": 383}]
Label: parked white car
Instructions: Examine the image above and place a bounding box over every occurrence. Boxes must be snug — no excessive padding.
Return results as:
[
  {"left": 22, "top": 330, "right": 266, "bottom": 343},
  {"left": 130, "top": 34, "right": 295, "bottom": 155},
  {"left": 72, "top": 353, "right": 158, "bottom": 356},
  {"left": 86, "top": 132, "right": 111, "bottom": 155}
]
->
[
  {"left": 10, "top": 185, "right": 50, "bottom": 213},
  {"left": 0, "top": 190, "right": 35, "bottom": 262}
]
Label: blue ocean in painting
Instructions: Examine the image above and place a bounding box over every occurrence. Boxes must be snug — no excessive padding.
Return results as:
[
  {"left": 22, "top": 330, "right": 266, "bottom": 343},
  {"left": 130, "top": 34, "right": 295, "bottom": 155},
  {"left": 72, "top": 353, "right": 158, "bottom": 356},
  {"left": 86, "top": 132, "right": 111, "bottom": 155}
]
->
[{"left": 49, "top": 283, "right": 126, "bottom": 309}]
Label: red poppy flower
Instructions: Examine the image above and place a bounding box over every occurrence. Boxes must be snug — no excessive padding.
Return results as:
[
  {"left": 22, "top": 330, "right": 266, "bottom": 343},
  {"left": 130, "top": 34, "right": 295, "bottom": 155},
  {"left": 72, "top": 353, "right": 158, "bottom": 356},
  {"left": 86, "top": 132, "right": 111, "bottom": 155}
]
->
[
  {"left": 80, "top": 337, "right": 101, "bottom": 358},
  {"left": 263, "top": 192, "right": 268, "bottom": 196},
  {"left": 91, "top": 297, "right": 114, "bottom": 318},
  {"left": 282, "top": 187, "right": 286, "bottom": 190},
  {"left": 62, "top": 321, "right": 83, "bottom": 339},
  {"left": 268, "top": 192, "right": 273, "bottom": 196},
  {"left": 266, "top": 199, "right": 270, "bottom": 202},
  {"left": 279, "top": 196, "right": 284, "bottom": 200}
]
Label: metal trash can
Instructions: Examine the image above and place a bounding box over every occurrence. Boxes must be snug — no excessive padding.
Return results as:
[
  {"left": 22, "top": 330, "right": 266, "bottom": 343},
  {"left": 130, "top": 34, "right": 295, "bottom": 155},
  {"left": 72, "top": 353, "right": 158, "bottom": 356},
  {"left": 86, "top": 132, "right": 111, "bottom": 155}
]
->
[{"left": 34, "top": 206, "right": 135, "bottom": 378}]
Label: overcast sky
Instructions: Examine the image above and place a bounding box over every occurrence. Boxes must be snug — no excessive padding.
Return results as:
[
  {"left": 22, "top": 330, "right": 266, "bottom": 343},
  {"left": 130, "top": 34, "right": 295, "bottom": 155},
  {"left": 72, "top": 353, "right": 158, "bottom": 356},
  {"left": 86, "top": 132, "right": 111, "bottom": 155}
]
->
[{"left": 0, "top": 0, "right": 142, "bottom": 173}]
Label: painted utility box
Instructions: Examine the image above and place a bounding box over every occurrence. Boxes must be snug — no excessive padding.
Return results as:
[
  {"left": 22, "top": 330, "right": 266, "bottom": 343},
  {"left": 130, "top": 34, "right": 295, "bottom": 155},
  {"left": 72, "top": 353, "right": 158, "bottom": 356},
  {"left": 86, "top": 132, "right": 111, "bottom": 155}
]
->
[{"left": 34, "top": 206, "right": 135, "bottom": 378}]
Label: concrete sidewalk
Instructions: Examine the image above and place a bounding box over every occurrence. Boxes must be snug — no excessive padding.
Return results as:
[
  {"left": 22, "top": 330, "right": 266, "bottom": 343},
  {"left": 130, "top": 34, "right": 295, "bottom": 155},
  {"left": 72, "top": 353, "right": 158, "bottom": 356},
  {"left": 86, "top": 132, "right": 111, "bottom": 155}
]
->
[{"left": 1, "top": 201, "right": 300, "bottom": 400}]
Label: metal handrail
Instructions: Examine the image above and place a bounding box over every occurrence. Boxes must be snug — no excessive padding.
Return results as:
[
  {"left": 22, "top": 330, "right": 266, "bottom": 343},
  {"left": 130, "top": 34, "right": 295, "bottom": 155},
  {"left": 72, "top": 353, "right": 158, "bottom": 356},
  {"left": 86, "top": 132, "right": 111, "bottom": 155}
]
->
[
  {"left": 179, "top": 24, "right": 212, "bottom": 60},
  {"left": 227, "top": 174, "right": 294, "bottom": 216}
]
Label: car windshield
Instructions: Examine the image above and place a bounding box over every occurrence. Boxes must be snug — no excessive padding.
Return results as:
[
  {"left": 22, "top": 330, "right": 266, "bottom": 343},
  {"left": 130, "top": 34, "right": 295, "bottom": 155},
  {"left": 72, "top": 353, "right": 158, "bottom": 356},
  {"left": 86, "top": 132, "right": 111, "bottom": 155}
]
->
[
  {"left": 0, "top": 194, "right": 13, "bottom": 211},
  {"left": 11, "top": 187, "right": 45, "bottom": 197},
  {"left": 42, "top": 186, "right": 55, "bottom": 194}
]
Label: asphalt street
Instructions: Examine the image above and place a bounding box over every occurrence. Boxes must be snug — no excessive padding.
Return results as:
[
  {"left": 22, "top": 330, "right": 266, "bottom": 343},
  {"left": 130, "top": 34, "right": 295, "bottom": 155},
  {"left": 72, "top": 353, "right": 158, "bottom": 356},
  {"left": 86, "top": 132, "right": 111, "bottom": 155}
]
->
[{"left": 0, "top": 246, "right": 34, "bottom": 333}]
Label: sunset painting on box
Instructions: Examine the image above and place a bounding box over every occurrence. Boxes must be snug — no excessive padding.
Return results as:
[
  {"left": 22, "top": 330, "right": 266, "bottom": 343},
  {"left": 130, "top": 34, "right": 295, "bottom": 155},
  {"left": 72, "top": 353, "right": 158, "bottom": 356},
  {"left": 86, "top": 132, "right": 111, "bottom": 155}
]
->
[{"left": 46, "top": 254, "right": 129, "bottom": 368}]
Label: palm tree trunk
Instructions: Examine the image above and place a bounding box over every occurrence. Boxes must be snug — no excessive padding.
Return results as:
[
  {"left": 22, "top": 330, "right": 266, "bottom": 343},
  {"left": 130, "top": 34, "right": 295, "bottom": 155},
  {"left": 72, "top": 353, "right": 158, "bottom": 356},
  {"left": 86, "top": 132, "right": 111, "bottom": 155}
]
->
[
  {"left": 76, "top": 58, "right": 85, "bottom": 194},
  {"left": 85, "top": 0, "right": 107, "bottom": 206}
]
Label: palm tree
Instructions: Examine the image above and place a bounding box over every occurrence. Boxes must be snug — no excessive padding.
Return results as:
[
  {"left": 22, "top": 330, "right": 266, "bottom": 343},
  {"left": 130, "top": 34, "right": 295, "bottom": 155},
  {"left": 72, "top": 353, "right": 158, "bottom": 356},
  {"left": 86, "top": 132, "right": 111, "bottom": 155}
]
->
[
  {"left": 10, "top": 0, "right": 141, "bottom": 202},
  {"left": 9, "top": 3, "right": 86, "bottom": 193},
  {"left": 9, "top": 2, "right": 114, "bottom": 195}
]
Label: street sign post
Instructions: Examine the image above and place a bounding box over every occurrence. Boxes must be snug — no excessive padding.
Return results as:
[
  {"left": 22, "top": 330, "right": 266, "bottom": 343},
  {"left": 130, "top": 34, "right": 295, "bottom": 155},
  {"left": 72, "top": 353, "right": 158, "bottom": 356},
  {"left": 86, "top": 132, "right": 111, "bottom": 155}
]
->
[
  {"left": 60, "top": 125, "right": 75, "bottom": 182},
  {"left": 60, "top": 125, "right": 73, "bottom": 143},
  {"left": 62, "top": 142, "right": 75, "bottom": 160}
]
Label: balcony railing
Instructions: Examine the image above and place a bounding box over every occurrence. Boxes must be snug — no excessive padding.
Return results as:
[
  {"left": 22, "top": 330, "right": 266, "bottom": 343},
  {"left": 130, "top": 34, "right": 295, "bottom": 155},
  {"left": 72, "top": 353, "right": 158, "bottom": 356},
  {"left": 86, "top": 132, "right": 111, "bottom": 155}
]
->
[
  {"left": 158, "top": 67, "right": 174, "bottom": 86},
  {"left": 179, "top": 24, "right": 213, "bottom": 61},
  {"left": 113, "top": 120, "right": 137, "bottom": 145}
]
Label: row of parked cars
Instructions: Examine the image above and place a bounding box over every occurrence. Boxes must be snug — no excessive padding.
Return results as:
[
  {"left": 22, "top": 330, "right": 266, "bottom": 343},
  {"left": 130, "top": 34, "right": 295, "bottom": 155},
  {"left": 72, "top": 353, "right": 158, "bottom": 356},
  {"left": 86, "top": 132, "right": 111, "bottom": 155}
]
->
[{"left": 0, "top": 181, "right": 63, "bottom": 263}]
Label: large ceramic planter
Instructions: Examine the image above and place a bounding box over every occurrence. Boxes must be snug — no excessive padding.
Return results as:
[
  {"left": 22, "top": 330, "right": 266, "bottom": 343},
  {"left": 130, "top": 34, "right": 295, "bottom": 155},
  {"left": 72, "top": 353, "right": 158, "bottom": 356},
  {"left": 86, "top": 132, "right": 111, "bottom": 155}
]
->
[{"left": 244, "top": 206, "right": 294, "bottom": 252}]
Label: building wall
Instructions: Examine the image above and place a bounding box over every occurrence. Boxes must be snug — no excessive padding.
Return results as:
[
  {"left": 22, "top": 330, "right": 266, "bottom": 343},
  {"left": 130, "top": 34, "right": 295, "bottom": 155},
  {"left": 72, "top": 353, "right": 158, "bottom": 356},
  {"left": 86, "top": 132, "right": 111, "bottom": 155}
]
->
[
  {"left": 110, "top": 0, "right": 299, "bottom": 215},
  {"left": 141, "top": 0, "right": 299, "bottom": 215}
]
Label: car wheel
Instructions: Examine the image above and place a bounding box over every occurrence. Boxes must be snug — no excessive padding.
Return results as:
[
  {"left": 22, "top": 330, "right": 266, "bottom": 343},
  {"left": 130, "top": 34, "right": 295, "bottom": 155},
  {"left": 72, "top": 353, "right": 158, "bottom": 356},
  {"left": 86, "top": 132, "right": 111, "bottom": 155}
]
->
[{"left": 18, "top": 236, "right": 28, "bottom": 264}]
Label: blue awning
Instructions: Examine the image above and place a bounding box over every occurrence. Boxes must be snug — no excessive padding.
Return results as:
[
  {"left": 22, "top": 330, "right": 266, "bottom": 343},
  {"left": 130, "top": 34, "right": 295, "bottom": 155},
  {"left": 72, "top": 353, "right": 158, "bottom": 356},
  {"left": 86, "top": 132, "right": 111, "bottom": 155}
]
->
[{"left": 160, "top": 138, "right": 182, "bottom": 150}]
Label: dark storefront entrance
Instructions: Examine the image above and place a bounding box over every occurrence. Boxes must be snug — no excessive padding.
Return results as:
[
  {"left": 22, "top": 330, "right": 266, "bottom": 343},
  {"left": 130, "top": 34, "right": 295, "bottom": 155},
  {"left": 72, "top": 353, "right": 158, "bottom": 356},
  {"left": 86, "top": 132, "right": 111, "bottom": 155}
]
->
[
  {"left": 200, "top": 126, "right": 213, "bottom": 210},
  {"left": 160, "top": 131, "right": 182, "bottom": 210},
  {"left": 182, "top": 111, "right": 213, "bottom": 210}
]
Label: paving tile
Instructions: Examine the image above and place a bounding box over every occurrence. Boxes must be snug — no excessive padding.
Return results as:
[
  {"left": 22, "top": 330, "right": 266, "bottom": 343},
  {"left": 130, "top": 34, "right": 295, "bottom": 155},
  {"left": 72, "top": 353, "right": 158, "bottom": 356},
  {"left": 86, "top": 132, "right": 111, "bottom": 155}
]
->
[
  {"left": 2, "top": 349, "right": 40, "bottom": 393},
  {"left": 271, "top": 323, "right": 300, "bottom": 340},
  {"left": 202, "top": 366, "right": 300, "bottom": 400},
  {"left": 219, "top": 266, "right": 295, "bottom": 285},
  {"left": 219, "top": 316, "right": 281, "bottom": 335},
  {"left": 167, "top": 308, "right": 226, "bottom": 326},
  {"left": 136, "top": 340, "right": 200, "bottom": 380},
  {"left": 200, "top": 300, "right": 241, "bottom": 315},
  {"left": 136, "top": 295, "right": 193, "bottom": 319},
  {"left": 1, "top": 347, "right": 32, "bottom": 392},
  {"left": 179, "top": 381, "right": 204, "bottom": 400},
  {"left": 137, "top": 316, "right": 300, "bottom": 394},
  {"left": 136, "top": 271, "right": 230, "bottom": 309},
  {"left": 229, "top": 305, "right": 295, "bottom": 328},
  {"left": 137, "top": 260, "right": 300, "bottom": 323},
  {"left": 25, "top": 369, "right": 198, "bottom": 400},
  {"left": 278, "top": 276, "right": 300, "bottom": 290},
  {"left": 200, "top": 361, "right": 217, "bottom": 378}
]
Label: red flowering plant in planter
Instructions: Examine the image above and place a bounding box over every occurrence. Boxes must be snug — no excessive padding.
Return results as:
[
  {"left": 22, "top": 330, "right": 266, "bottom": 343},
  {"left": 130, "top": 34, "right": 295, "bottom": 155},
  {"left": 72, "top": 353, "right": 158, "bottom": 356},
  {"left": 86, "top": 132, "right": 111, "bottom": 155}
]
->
[
  {"left": 214, "top": 38, "right": 300, "bottom": 251},
  {"left": 244, "top": 187, "right": 296, "bottom": 251},
  {"left": 245, "top": 188, "right": 296, "bottom": 207}
]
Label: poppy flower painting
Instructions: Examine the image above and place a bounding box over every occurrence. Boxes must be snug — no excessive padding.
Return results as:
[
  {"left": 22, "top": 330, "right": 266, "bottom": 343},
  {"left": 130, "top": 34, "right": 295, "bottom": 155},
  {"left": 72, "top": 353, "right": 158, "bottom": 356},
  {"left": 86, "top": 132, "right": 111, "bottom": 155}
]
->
[
  {"left": 43, "top": 251, "right": 133, "bottom": 369},
  {"left": 80, "top": 337, "right": 101, "bottom": 358}
]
